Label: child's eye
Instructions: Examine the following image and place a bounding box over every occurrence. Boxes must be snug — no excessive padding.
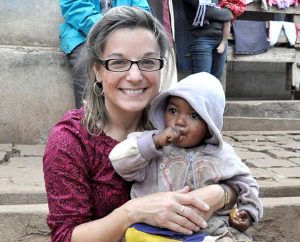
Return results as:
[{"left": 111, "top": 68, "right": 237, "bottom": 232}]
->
[
  {"left": 167, "top": 107, "right": 177, "bottom": 114},
  {"left": 190, "top": 113, "right": 200, "bottom": 119}
]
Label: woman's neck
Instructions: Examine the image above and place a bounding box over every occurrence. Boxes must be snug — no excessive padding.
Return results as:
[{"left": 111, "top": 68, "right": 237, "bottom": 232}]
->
[{"left": 104, "top": 109, "right": 143, "bottom": 142}]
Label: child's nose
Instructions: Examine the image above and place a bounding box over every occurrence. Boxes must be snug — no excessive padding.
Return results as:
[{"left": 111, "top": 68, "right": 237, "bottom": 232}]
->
[{"left": 175, "top": 116, "right": 186, "bottom": 127}]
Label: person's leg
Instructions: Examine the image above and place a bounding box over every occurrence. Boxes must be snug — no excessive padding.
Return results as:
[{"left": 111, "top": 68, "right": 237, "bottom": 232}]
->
[
  {"left": 67, "top": 44, "right": 87, "bottom": 108},
  {"left": 211, "top": 36, "right": 227, "bottom": 80},
  {"left": 190, "top": 36, "right": 214, "bottom": 74}
]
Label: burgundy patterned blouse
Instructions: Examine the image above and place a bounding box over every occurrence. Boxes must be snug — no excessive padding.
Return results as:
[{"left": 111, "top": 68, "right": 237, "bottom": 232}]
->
[{"left": 43, "top": 108, "right": 131, "bottom": 242}]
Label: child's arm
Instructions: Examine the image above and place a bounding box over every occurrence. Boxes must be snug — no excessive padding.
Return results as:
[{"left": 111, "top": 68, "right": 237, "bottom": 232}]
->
[
  {"left": 109, "top": 131, "right": 159, "bottom": 182},
  {"left": 218, "top": 143, "right": 263, "bottom": 226}
]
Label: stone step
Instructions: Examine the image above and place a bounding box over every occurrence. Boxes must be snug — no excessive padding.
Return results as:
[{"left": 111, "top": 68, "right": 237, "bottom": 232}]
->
[
  {"left": 0, "top": 0, "right": 61, "bottom": 47},
  {"left": 223, "top": 116, "right": 300, "bottom": 131},
  {"left": 1, "top": 137, "right": 300, "bottom": 204},
  {"left": 249, "top": 197, "right": 300, "bottom": 242},
  {"left": 0, "top": 204, "right": 50, "bottom": 242},
  {"left": 225, "top": 100, "right": 300, "bottom": 119},
  {"left": 223, "top": 100, "right": 300, "bottom": 131},
  {"left": 0, "top": 46, "right": 74, "bottom": 144},
  {"left": 0, "top": 198, "right": 299, "bottom": 242}
]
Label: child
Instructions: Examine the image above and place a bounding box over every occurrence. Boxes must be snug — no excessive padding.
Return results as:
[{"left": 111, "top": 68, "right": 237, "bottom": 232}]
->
[{"left": 110, "top": 72, "right": 263, "bottom": 241}]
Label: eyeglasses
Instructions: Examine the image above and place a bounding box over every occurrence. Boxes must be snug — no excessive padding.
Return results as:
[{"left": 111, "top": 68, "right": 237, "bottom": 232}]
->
[{"left": 97, "top": 58, "right": 164, "bottom": 72}]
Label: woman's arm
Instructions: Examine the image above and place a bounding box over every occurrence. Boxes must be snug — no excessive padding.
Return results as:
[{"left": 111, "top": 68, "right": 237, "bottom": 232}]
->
[
  {"left": 187, "top": 184, "right": 237, "bottom": 221},
  {"left": 71, "top": 187, "right": 210, "bottom": 242}
]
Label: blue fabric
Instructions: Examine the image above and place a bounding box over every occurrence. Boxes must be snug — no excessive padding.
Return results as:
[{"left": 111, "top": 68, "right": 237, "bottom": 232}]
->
[
  {"left": 59, "top": 0, "right": 150, "bottom": 54},
  {"left": 190, "top": 36, "right": 227, "bottom": 80},
  {"left": 131, "top": 223, "right": 208, "bottom": 242},
  {"left": 232, "top": 20, "right": 269, "bottom": 55}
]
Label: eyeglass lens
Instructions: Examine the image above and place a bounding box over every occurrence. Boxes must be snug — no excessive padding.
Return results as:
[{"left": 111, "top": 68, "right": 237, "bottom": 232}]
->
[{"left": 107, "top": 58, "right": 162, "bottom": 71}]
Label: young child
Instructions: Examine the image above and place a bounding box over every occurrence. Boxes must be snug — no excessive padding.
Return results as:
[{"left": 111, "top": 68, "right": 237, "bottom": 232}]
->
[{"left": 110, "top": 72, "right": 263, "bottom": 241}]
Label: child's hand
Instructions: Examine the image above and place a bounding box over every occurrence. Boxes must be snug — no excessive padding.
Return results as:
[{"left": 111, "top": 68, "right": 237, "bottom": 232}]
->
[
  {"left": 229, "top": 208, "right": 252, "bottom": 232},
  {"left": 153, "top": 127, "right": 181, "bottom": 148}
]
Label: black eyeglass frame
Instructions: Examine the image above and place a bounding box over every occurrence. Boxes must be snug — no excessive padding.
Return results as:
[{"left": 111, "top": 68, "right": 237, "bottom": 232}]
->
[{"left": 97, "top": 58, "right": 164, "bottom": 72}]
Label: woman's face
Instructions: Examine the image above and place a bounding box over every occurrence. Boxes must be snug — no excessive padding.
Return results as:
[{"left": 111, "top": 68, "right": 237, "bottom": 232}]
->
[{"left": 94, "top": 27, "right": 161, "bottom": 115}]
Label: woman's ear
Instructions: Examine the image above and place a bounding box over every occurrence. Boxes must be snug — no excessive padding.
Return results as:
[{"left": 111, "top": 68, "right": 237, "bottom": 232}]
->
[
  {"left": 93, "top": 63, "right": 101, "bottom": 74},
  {"left": 93, "top": 63, "right": 102, "bottom": 82}
]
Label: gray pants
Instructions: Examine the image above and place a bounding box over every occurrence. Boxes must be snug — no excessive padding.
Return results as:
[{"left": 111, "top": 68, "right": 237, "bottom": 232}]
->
[{"left": 67, "top": 44, "right": 88, "bottom": 108}]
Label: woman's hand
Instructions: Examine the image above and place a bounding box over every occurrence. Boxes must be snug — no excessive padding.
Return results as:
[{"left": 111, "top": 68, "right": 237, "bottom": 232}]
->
[
  {"left": 123, "top": 186, "right": 209, "bottom": 235},
  {"left": 187, "top": 184, "right": 237, "bottom": 222}
]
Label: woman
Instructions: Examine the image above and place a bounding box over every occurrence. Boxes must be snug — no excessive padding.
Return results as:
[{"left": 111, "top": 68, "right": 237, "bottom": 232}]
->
[{"left": 43, "top": 6, "right": 236, "bottom": 242}]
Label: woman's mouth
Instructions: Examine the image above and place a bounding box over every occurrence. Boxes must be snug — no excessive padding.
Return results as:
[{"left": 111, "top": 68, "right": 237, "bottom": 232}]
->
[{"left": 122, "top": 88, "right": 145, "bottom": 95}]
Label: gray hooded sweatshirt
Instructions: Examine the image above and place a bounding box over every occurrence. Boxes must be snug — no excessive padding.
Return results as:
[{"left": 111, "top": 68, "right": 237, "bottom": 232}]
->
[{"left": 110, "top": 73, "right": 263, "bottom": 232}]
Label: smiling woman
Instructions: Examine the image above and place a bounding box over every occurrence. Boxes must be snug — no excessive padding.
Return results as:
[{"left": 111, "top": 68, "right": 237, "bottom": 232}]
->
[{"left": 43, "top": 6, "right": 234, "bottom": 242}]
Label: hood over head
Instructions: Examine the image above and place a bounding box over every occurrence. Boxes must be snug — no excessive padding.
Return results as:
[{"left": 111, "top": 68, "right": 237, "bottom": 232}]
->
[{"left": 149, "top": 72, "right": 225, "bottom": 154}]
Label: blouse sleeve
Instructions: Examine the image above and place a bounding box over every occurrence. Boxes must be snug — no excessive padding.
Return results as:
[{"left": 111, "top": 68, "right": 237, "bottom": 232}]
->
[{"left": 43, "top": 117, "right": 93, "bottom": 242}]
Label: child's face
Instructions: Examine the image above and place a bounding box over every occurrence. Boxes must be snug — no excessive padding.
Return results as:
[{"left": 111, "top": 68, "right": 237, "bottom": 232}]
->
[{"left": 164, "top": 96, "right": 209, "bottom": 148}]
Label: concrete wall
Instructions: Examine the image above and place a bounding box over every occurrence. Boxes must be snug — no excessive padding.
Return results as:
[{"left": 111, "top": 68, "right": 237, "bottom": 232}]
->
[
  {"left": 0, "top": 0, "right": 74, "bottom": 144},
  {"left": 0, "top": 0, "right": 62, "bottom": 47}
]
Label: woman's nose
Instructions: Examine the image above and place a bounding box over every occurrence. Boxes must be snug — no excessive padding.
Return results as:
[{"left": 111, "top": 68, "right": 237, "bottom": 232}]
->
[{"left": 126, "top": 63, "right": 142, "bottom": 81}]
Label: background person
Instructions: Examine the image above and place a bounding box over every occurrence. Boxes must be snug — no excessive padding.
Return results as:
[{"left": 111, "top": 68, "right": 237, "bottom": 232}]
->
[{"left": 182, "top": 0, "right": 245, "bottom": 80}]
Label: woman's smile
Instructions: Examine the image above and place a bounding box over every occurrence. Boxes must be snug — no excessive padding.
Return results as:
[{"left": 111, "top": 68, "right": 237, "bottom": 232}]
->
[{"left": 121, "top": 88, "right": 146, "bottom": 96}]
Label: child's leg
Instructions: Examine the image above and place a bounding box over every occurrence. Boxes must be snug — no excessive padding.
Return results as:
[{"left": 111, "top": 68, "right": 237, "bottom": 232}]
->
[{"left": 217, "top": 21, "right": 230, "bottom": 54}]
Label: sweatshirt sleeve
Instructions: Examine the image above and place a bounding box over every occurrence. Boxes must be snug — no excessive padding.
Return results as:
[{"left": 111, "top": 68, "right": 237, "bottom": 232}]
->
[
  {"left": 59, "top": 0, "right": 102, "bottom": 36},
  {"left": 183, "top": 0, "right": 232, "bottom": 22},
  {"left": 205, "top": 5, "right": 232, "bottom": 22},
  {"left": 109, "top": 130, "right": 161, "bottom": 182},
  {"left": 225, "top": 175, "right": 263, "bottom": 223},
  {"left": 218, "top": 142, "right": 263, "bottom": 223}
]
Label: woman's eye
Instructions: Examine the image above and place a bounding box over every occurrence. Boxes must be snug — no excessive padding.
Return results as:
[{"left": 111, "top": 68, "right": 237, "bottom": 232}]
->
[{"left": 110, "top": 59, "right": 128, "bottom": 66}]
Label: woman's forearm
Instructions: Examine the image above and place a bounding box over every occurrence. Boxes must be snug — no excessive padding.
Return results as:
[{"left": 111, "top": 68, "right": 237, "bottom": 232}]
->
[
  {"left": 222, "top": 184, "right": 237, "bottom": 211},
  {"left": 188, "top": 184, "right": 237, "bottom": 221},
  {"left": 71, "top": 205, "right": 132, "bottom": 242}
]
